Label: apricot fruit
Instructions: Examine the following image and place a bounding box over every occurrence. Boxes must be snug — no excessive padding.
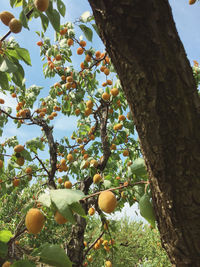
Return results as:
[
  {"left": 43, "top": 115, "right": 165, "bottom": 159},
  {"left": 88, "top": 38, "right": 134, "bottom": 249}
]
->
[
  {"left": 54, "top": 211, "right": 67, "bottom": 224},
  {"left": 9, "top": 18, "right": 22, "bottom": 33},
  {"left": 93, "top": 173, "right": 102, "bottom": 183},
  {"left": 88, "top": 207, "right": 95, "bottom": 216},
  {"left": 0, "top": 11, "right": 14, "bottom": 26},
  {"left": 34, "top": 0, "right": 49, "bottom": 12},
  {"left": 25, "top": 208, "right": 45, "bottom": 234},
  {"left": 64, "top": 181, "right": 72, "bottom": 189},
  {"left": 98, "top": 191, "right": 117, "bottom": 213}
]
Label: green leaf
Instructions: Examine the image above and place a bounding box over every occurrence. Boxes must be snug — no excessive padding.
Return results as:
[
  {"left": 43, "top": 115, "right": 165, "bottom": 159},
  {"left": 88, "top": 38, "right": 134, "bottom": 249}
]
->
[
  {"left": 19, "top": 10, "right": 29, "bottom": 29},
  {"left": 20, "top": 149, "right": 32, "bottom": 161},
  {"left": 11, "top": 260, "right": 36, "bottom": 267},
  {"left": 15, "top": 48, "right": 31, "bottom": 66},
  {"left": 38, "top": 193, "right": 51, "bottom": 208},
  {"left": 50, "top": 190, "right": 80, "bottom": 224},
  {"left": 57, "top": 0, "right": 66, "bottom": 17},
  {"left": 70, "top": 202, "right": 86, "bottom": 217},
  {"left": 92, "top": 23, "right": 99, "bottom": 36},
  {"left": 11, "top": 62, "right": 24, "bottom": 86},
  {"left": 26, "top": 137, "right": 45, "bottom": 153},
  {"left": 79, "top": 24, "right": 93, "bottom": 42},
  {"left": 39, "top": 13, "right": 49, "bottom": 32},
  {"left": 130, "top": 158, "right": 148, "bottom": 179},
  {"left": 0, "top": 72, "right": 9, "bottom": 90},
  {"left": 0, "top": 241, "right": 8, "bottom": 257},
  {"left": 31, "top": 243, "right": 72, "bottom": 267},
  {"left": 139, "top": 194, "right": 156, "bottom": 228},
  {"left": 104, "top": 180, "right": 112, "bottom": 189},
  {"left": 50, "top": 189, "right": 85, "bottom": 223},
  {"left": 10, "top": 0, "right": 16, "bottom": 8},
  {"left": 0, "top": 57, "right": 18, "bottom": 73},
  {"left": 80, "top": 11, "right": 91, "bottom": 22},
  {"left": 133, "top": 184, "right": 145, "bottom": 201},
  {"left": 0, "top": 230, "right": 13, "bottom": 243},
  {"left": 46, "top": 8, "right": 60, "bottom": 32}
]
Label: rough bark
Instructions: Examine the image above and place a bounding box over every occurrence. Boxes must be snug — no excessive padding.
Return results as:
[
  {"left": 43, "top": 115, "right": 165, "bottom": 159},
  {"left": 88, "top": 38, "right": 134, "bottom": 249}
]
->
[{"left": 88, "top": 0, "right": 200, "bottom": 266}]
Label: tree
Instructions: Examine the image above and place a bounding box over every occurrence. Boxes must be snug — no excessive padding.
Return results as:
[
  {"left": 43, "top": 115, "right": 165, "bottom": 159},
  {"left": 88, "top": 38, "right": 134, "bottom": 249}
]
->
[
  {"left": 0, "top": 0, "right": 199, "bottom": 266},
  {"left": 0, "top": 1, "right": 158, "bottom": 267},
  {"left": 87, "top": 0, "right": 200, "bottom": 266}
]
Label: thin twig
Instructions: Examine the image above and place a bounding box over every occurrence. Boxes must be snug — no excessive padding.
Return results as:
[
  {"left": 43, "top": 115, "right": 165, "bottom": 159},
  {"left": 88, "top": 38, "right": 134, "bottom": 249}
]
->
[
  {"left": 83, "top": 230, "right": 104, "bottom": 258},
  {"left": 81, "top": 180, "right": 148, "bottom": 201}
]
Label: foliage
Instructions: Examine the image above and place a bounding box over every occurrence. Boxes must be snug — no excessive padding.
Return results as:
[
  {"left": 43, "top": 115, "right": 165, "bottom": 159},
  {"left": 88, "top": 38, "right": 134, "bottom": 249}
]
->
[{"left": 82, "top": 217, "right": 171, "bottom": 267}]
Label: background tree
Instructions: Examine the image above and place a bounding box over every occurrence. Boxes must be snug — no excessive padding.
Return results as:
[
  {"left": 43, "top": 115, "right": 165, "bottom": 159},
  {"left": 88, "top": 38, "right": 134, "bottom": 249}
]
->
[{"left": 87, "top": 0, "right": 200, "bottom": 266}]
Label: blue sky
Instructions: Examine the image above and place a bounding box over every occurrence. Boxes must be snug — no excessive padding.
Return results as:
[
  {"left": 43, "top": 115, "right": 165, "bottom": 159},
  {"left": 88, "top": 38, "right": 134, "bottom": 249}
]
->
[{"left": 0, "top": 0, "right": 199, "bottom": 221}]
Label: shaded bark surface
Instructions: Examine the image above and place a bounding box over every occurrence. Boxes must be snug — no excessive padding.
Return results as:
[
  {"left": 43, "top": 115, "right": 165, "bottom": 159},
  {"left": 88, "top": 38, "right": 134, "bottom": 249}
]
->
[{"left": 88, "top": 0, "right": 200, "bottom": 266}]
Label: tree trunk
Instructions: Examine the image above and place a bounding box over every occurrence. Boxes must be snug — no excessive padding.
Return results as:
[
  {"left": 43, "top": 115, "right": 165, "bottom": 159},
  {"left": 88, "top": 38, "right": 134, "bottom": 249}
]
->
[{"left": 88, "top": 0, "right": 200, "bottom": 266}]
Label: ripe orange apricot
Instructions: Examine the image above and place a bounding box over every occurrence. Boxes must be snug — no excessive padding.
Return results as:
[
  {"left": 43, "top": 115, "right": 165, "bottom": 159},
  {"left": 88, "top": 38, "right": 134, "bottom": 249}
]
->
[
  {"left": 58, "top": 178, "right": 63, "bottom": 184},
  {"left": 25, "top": 167, "right": 32, "bottom": 174},
  {"left": 67, "top": 38, "right": 74, "bottom": 46},
  {"left": 118, "top": 115, "right": 126, "bottom": 121},
  {"left": 16, "top": 157, "right": 25, "bottom": 166},
  {"left": 93, "top": 173, "right": 101, "bottom": 183},
  {"left": 55, "top": 54, "right": 62, "bottom": 61},
  {"left": 11, "top": 92, "right": 17, "bottom": 98},
  {"left": 104, "top": 68, "right": 110, "bottom": 76},
  {"left": 189, "top": 0, "right": 196, "bottom": 4},
  {"left": 9, "top": 18, "right": 22, "bottom": 33},
  {"left": 110, "top": 144, "right": 116, "bottom": 150},
  {"left": 88, "top": 207, "right": 95, "bottom": 216},
  {"left": 113, "top": 123, "right": 123, "bottom": 131},
  {"left": 0, "top": 11, "right": 14, "bottom": 26},
  {"left": 80, "top": 62, "right": 86, "bottom": 69},
  {"left": 95, "top": 51, "right": 101, "bottom": 58},
  {"left": 67, "top": 76, "right": 73, "bottom": 82},
  {"left": 60, "top": 158, "right": 66, "bottom": 165},
  {"left": 75, "top": 108, "right": 81, "bottom": 116},
  {"left": 90, "top": 159, "right": 98, "bottom": 167},
  {"left": 102, "top": 92, "right": 110, "bottom": 101},
  {"left": 2, "top": 261, "right": 11, "bottom": 267},
  {"left": 107, "top": 79, "right": 112, "bottom": 85},
  {"left": 89, "top": 135, "right": 94, "bottom": 141},
  {"left": 54, "top": 211, "right": 67, "bottom": 224},
  {"left": 83, "top": 153, "right": 89, "bottom": 160},
  {"left": 80, "top": 40, "right": 86, "bottom": 47},
  {"left": 37, "top": 41, "right": 43, "bottom": 46},
  {"left": 13, "top": 178, "right": 20, "bottom": 187},
  {"left": 86, "top": 100, "right": 93, "bottom": 109},
  {"left": 110, "top": 88, "right": 119, "bottom": 97},
  {"left": 0, "top": 98, "right": 5, "bottom": 104},
  {"left": 64, "top": 181, "right": 72, "bottom": 189},
  {"left": 123, "top": 150, "right": 129, "bottom": 157},
  {"left": 98, "top": 191, "right": 117, "bottom": 213},
  {"left": 77, "top": 47, "right": 84, "bottom": 55},
  {"left": 0, "top": 159, "right": 3, "bottom": 168},
  {"left": 105, "top": 260, "right": 112, "bottom": 267},
  {"left": 87, "top": 255, "right": 93, "bottom": 262},
  {"left": 34, "top": 0, "right": 49, "bottom": 12},
  {"left": 84, "top": 108, "right": 92, "bottom": 116},
  {"left": 100, "top": 66, "right": 106, "bottom": 72},
  {"left": 25, "top": 208, "right": 45, "bottom": 234}
]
